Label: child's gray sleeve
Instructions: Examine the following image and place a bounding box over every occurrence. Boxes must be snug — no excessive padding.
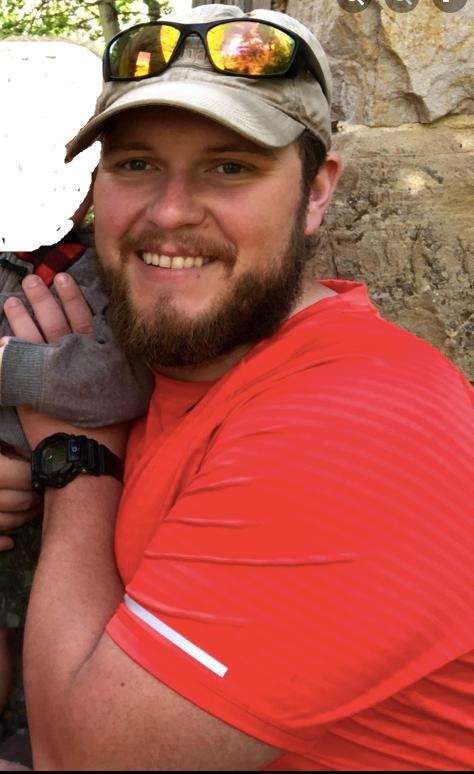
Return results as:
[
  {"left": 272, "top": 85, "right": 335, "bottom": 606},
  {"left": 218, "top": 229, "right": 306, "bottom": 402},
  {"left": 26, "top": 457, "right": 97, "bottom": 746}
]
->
[
  {"left": 0, "top": 317, "right": 154, "bottom": 426},
  {"left": 0, "top": 407, "right": 29, "bottom": 449},
  {"left": 0, "top": 248, "right": 154, "bottom": 450}
]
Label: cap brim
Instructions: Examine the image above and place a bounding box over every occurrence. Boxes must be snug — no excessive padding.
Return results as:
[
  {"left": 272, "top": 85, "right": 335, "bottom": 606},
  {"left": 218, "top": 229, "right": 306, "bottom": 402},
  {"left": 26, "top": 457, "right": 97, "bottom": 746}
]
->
[{"left": 66, "top": 79, "right": 306, "bottom": 162}]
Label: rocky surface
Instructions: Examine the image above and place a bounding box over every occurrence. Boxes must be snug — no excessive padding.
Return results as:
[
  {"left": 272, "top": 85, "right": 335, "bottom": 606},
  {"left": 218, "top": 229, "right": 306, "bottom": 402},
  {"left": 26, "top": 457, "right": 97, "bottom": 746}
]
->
[
  {"left": 287, "top": 0, "right": 474, "bottom": 126},
  {"left": 314, "top": 115, "right": 474, "bottom": 378},
  {"left": 288, "top": 0, "right": 473, "bottom": 380}
]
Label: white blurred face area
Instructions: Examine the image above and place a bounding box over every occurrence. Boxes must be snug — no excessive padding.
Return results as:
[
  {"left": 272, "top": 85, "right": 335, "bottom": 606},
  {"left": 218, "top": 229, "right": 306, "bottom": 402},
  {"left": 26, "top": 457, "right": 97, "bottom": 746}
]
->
[{"left": 0, "top": 41, "right": 102, "bottom": 251}]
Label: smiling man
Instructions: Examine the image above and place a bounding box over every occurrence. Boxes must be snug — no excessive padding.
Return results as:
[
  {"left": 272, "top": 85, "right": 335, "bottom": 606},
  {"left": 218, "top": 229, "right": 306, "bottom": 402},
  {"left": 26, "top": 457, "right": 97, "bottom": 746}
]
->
[
  {"left": 3, "top": 3, "right": 473, "bottom": 771},
  {"left": 94, "top": 106, "right": 337, "bottom": 375}
]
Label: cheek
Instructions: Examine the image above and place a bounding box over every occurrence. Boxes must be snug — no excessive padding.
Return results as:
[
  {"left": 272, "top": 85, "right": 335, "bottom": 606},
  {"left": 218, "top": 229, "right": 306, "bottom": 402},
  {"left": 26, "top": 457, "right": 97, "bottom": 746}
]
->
[
  {"left": 94, "top": 181, "right": 136, "bottom": 244},
  {"left": 222, "top": 198, "right": 282, "bottom": 248},
  {"left": 247, "top": 196, "right": 299, "bottom": 255}
]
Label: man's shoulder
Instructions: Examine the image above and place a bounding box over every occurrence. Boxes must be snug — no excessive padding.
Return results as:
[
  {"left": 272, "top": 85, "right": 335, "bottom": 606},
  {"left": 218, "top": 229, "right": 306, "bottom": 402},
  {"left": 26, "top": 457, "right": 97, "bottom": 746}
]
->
[
  {"left": 201, "top": 303, "right": 473, "bottom": 466},
  {"left": 239, "top": 296, "right": 471, "bottom": 411}
]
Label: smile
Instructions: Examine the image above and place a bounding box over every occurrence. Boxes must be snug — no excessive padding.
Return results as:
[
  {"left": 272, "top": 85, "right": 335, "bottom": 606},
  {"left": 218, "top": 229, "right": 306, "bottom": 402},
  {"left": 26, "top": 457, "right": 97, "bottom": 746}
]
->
[{"left": 140, "top": 252, "right": 212, "bottom": 269}]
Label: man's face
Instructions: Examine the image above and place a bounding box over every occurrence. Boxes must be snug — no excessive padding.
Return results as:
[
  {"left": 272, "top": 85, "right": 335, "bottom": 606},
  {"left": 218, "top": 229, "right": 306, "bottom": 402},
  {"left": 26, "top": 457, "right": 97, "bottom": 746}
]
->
[{"left": 94, "top": 107, "right": 313, "bottom": 369}]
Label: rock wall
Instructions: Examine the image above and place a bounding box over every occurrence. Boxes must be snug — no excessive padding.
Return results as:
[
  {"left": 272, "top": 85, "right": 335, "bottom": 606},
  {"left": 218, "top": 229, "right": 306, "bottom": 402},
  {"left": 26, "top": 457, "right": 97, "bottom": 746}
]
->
[
  {"left": 288, "top": 0, "right": 473, "bottom": 126},
  {"left": 288, "top": 0, "right": 474, "bottom": 379}
]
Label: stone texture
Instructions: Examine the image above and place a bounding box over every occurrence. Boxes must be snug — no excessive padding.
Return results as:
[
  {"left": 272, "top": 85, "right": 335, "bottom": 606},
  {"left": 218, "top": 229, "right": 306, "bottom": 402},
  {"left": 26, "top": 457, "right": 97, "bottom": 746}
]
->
[
  {"left": 286, "top": 0, "right": 473, "bottom": 380},
  {"left": 311, "top": 115, "right": 474, "bottom": 379},
  {"left": 287, "top": 0, "right": 474, "bottom": 126}
]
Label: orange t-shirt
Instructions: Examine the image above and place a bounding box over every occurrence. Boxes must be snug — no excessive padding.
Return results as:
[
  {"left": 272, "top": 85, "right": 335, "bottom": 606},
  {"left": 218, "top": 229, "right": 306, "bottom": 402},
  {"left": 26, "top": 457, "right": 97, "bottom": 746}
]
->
[{"left": 107, "top": 281, "right": 474, "bottom": 770}]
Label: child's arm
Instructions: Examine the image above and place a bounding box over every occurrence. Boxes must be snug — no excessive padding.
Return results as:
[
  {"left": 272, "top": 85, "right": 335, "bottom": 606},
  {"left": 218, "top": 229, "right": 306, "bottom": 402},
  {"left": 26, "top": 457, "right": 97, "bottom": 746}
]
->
[
  {"left": 0, "top": 252, "right": 153, "bottom": 450},
  {"left": 0, "top": 323, "right": 153, "bottom": 428},
  {"left": 0, "top": 253, "right": 40, "bottom": 449}
]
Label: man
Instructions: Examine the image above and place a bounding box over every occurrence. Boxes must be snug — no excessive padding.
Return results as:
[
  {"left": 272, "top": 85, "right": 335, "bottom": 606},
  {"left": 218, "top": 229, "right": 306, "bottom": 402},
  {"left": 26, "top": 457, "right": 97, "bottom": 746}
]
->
[{"left": 1, "top": 3, "right": 473, "bottom": 770}]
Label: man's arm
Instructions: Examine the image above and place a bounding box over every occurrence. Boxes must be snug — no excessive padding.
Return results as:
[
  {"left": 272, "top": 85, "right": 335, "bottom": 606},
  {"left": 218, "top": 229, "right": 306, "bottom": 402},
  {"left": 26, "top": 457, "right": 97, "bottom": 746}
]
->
[
  {"left": 7, "top": 276, "right": 280, "bottom": 771},
  {"left": 22, "top": 469, "right": 279, "bottom": 771}
]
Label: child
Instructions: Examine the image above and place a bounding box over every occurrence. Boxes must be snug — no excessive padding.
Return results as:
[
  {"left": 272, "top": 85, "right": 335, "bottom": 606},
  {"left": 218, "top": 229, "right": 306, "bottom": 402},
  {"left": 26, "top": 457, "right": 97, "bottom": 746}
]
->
[
  {"left": 0, "top": 202, "right": 154, "bottom": 735},
  {"left": 0, "top": 38, "right": 153, "bottom": 741}
]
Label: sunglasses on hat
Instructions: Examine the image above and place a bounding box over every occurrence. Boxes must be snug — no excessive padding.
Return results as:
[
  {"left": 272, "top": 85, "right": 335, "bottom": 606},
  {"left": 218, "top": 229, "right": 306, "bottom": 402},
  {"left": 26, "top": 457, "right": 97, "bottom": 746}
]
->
[{"left": 103, "top": 19, "right": 330, "bottom": 103}]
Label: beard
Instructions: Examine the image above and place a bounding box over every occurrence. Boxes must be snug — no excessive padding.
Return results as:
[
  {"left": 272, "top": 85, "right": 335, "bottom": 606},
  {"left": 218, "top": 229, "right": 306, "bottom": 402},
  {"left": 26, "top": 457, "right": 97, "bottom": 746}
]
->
[{"left": 97, "top": 201, "right": 314, "bottom": 369}]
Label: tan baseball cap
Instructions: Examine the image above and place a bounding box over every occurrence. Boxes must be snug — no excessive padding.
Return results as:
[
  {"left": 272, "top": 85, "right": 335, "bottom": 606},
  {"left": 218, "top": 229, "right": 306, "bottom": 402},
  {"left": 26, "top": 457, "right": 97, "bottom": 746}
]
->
[{"left": 66, "top": 3, "right": 333, "bottom": 162}]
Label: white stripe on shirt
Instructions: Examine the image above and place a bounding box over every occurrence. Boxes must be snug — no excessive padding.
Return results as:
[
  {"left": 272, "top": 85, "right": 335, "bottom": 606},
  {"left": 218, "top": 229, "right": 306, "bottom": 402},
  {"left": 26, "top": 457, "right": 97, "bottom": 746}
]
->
[{"left": 124, "top": 594, "right": 228, "bottom": 678}]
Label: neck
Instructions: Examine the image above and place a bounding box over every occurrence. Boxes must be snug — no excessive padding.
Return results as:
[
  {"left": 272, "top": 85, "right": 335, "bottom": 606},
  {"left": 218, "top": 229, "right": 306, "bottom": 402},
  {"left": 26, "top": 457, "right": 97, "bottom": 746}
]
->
[{"left": 292, "top": 278, "right": 336, "bottom": 316}]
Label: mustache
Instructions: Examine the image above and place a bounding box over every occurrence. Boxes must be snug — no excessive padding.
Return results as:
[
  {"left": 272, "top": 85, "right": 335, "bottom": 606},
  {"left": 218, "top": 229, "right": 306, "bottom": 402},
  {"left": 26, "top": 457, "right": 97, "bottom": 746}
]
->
[{"left": 119, "top": 230, "right": 237, "bottom": 264}]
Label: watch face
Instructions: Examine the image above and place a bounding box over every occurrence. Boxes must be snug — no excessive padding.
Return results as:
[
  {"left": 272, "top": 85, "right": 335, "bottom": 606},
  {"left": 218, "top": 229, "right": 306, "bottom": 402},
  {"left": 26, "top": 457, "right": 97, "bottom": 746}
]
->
[{"left": 41, "top": 442, "right": 68, "bottom": 474}]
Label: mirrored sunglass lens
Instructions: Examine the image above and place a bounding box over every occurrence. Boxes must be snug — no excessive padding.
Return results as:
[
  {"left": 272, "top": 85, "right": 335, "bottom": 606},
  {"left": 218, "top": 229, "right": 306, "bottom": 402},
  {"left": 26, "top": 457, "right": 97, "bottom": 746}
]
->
[
  {"left": 108, "top": 25, "right": 180, "bottom": 78},
  {"left": 159, "top": 25, "right": 181, "bottom": 63},
  {"left": 207, "top": 22, "right": 295, "bottom": 76}
]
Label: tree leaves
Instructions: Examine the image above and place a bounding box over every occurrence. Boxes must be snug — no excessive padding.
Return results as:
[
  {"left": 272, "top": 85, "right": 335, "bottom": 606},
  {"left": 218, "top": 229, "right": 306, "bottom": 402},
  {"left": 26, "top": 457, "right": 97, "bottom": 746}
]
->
[{"left": 0, "top": 0, "right": 172, "bottom": 44}]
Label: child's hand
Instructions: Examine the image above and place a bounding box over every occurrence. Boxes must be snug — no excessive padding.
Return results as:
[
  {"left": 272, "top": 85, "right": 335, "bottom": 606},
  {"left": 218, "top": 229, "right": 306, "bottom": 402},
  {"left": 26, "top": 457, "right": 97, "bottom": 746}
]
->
[
  {"left": 0, "top": 445, "right": 42, "bottom": 550},
  {"left": 1, "top": 272, "right": 103, "bottom": 453},
  {"left": 3, "top": 272, "right": 93, "bottom": 343},
  {"left": 2, "top": 271, "right": 127, "bottom": 471},
  {"left": 0, "top": 274, "right": 115, "bottom": 524}
]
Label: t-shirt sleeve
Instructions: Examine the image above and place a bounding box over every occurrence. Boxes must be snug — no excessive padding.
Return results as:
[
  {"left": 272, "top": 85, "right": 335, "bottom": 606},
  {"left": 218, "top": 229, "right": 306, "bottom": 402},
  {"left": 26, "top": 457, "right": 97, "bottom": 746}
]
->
[{"left": 106, "top": 366, "right": 474, "bottom": 755}]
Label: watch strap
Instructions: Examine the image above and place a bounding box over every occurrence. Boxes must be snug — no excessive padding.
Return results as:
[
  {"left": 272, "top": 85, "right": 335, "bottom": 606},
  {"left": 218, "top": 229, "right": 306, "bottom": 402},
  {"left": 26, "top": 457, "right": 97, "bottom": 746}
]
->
[{"left": 92, "top": 439, "right": 123, "bottom": 482}]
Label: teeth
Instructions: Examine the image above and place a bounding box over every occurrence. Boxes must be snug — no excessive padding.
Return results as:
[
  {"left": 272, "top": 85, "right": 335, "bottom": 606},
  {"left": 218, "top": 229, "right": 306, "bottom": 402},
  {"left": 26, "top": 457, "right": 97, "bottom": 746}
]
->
[
  {"left": 141, "top": 253, "right": 209, "bottom": 269},
  {"left": 171, "top": 256, "right": 184, "bottom": 270}
]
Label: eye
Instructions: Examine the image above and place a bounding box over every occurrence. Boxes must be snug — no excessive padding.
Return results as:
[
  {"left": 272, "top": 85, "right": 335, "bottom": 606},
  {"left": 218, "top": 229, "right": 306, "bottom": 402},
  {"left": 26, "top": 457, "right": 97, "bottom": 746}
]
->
[
  {"left": 121, "top": 159, "right": 152, "bottom": 171},
  {"left": 215, "top": 162, "right": 249, "bottom": 175}
]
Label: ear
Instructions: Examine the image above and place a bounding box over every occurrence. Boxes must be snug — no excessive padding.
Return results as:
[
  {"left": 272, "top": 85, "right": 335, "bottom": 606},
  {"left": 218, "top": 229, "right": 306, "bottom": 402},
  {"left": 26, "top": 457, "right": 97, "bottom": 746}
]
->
[{"left": 304, "top": 152, "right": 342, "bottom": 235}]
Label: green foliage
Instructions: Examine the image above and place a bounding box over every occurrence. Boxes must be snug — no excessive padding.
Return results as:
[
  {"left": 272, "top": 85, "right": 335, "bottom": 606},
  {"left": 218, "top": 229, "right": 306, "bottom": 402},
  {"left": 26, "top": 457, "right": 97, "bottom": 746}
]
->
[{"left": 0, "top": 0, "right": 172, "bottom": 44}]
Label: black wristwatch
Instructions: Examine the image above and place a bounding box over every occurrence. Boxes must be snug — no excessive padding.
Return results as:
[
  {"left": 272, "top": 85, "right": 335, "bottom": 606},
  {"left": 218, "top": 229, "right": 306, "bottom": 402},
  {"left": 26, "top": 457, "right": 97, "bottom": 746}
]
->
[{"left": 31, "top": 433, "right": 123, "bottom": 494}]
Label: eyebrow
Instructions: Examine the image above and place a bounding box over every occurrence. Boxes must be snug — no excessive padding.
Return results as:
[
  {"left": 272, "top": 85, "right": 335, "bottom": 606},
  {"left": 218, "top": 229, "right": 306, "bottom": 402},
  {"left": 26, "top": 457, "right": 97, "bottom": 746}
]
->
[
  {"left": 102, "top": 141, "right": 155, "bottom": 153},
  {"left": 102, "top": 140, "right": 279, "bottom": 158},
  {"left": 204, "top": 143, "right": 279, "bottom": 158}
]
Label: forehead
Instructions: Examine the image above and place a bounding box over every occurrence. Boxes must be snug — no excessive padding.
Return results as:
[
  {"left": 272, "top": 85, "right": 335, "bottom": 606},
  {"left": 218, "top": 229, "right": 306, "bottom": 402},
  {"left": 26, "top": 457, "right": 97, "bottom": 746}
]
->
[{"left": 101, "top": 106, "right": 288, "bottom": 158}]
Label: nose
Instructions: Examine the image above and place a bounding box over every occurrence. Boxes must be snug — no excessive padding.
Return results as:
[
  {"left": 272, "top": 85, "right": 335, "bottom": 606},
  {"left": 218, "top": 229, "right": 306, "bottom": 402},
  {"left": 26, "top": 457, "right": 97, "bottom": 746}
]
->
[{"left": 145, "top": 172, "right": 206, "bottom": 231}]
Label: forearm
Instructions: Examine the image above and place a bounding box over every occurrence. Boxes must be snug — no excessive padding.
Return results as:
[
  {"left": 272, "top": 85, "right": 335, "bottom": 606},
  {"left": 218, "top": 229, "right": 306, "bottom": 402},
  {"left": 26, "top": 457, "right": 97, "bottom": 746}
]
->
[{"left": 23, "top": 476, "right": 123, "bottom": 769}]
